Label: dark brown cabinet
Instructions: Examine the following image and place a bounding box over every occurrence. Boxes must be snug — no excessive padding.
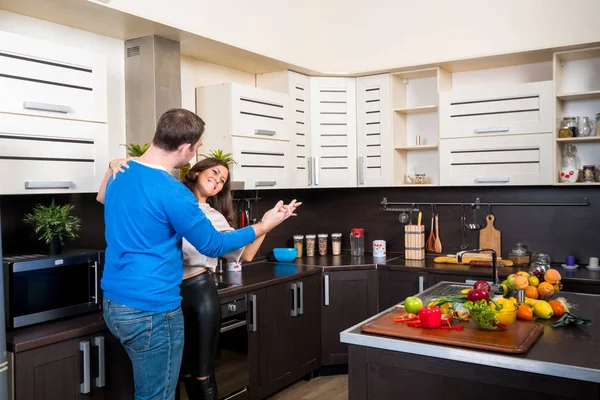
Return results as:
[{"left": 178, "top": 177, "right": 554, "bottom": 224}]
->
[
  {"left": 248, "top": 274, "right": 321, "bottom": 400},
  {"left": 14, "top": 331, "right": 133, "bottom": 400},
  {"left": 321, "top": 269, "right": 377, "bottom": 366},
  {"left": 378, "top": 269, "right": 427, "bottom": 311}
]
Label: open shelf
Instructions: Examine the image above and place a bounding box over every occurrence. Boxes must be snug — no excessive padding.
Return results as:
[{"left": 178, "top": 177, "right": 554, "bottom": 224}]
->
[
  {"left": 556, "top": 136, "right": 600, "bottom": 143},
  {"left": 557, "top": 90, "right": 600, "bottom": 101},
  {"left": 396, "top": 184, "right": 439, "bottom": 187},
  {"left": 395, "top": 145, "right": 438, "bottom": 151},
  {"left": 394, "top": 105, "right": 438, "bottom": 114}
]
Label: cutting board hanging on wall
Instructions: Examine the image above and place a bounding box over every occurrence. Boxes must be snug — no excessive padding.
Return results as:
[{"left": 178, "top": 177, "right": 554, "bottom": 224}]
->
[{"left": 479, "top": 214, "right": 501, "bottom": 256}]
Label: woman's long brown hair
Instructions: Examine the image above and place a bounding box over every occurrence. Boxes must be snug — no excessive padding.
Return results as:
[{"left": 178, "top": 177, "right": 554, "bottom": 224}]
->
[{"left": 181, "top": 158, "right": 235, "bottom": 227}]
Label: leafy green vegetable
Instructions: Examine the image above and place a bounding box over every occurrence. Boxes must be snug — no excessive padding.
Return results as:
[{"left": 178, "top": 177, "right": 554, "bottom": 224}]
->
[
  {"left": 464, "top": 300, "right": 500, "bottom": 331},
  {"left": 552, "top": 312, "right": 592, "bottom": 328},
  {"left": 428, "top": 294, "right": 468, "bottom": 307}
]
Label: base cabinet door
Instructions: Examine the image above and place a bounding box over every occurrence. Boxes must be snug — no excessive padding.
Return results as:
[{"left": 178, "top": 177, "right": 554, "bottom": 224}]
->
[
  {"left": 321, "top": 269, "right": 378, "bottom": 365},
  {"left": 378, "top": 270, "right": 427, "bottom": 311},
  {"left": 294, "top": 274, "right": 321, "bottom": 378}
]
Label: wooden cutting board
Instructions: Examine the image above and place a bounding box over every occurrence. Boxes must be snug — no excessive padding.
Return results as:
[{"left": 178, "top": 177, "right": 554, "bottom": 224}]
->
[
  {"left": 479, "top": 214, "right": 501, "bottom": 256},
  {"left": 361, "top": 308, "right": 543, "bottom": 354}
]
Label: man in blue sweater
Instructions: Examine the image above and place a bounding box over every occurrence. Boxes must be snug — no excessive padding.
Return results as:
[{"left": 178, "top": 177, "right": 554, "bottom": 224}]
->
[{"left": 99, "top": 109, "right": 299, "bottom": 400}]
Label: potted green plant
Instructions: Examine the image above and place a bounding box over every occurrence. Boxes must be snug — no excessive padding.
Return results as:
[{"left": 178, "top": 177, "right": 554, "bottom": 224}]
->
[
  {"left": 198, "top": 149, "right": 237, "bottom": 165},
  {"left": 122, "top": 142, "right": 150, "bottom": 157},
  {"left": 23, "top": 200, "right": 82, "bottom": 255}
]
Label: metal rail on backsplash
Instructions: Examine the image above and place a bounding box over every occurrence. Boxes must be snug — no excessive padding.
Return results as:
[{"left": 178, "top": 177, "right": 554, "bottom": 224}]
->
[{"left": 380, "top": 196, "right": 590, "bottom": 212}]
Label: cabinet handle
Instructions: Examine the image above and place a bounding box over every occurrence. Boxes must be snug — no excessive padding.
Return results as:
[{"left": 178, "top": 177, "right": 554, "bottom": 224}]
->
[
  {"left": 255, "top": 180, "right": 276, "bottom": 187},
  {"left": 249, "top": 294, "right": 257, "bottom": 332},
  {"left": 475, "top": 177, "right": 510, "bottom": 183},
  {"left": 80, "top": 341, "right": 91, "bottom": 394},
  {"left": 307, "top": 157, "right": 313, "bottom": 186},
  {"left": 314, "top": 157, "right": 320, "bottom": 186},
  {"left": 254, "top": 129, "right": 276, "bottom": 136},
  {"left": 25, "top": 180, "right": 73, "bottom": 189},
  {"left": 291, "top": 283, "right": 298, "bottom": 317},
  {"left": 418, "top": 276, "right": 425, "bottom": 293},
  {"left": 474, "top": 127, "right": 509, "bottom": 134},
  {"left": 297, "top": 281, "right": 304, "bottom": 315},
  {"left": 94, "top": 335, "right": 105, "bottom": 388},
  {"left": 91, "top": 261, "right": 98, "bottom": 304},
  {"left": 324, "top": 275, "right": 330, "bottom": 306},
  {"left": 358, "top": 156, "right": 365, "bottom": 185},
  {"left": 23, "top": 101, "right": 71, "bottom": 114}
]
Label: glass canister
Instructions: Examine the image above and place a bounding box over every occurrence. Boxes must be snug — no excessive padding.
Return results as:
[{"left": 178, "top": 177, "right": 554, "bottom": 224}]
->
[
  {"left": 293, "top": 235, "right": 304, "bottom": 258},
  {"left": 558, "top": 117, "right": 578, "bottom": 138},
  {"left": 305, "top": 234, "right": 316, "bottom": 257},
  {"left": 528, "top": 252, "right": 551, "bottom": 281},
  {"left": 508, "top": 243, "right": 530, "bottom": 267},
  {"left": 318, "top": 233, "right": 329, "bottom": 256},
  {"left": 350, "top": 228, "right": 364, "bottom": 256},
  {"left": 331, "top": 233, "right": 342, "bottom": 255},
  {"left": 579, "top": 116, "right": 594, "bottom": 137}
]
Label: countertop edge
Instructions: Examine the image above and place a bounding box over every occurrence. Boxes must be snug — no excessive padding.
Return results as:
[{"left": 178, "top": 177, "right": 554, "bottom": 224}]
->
[{"left": 216, "top": 267, "right": 321, "bottom": 296}]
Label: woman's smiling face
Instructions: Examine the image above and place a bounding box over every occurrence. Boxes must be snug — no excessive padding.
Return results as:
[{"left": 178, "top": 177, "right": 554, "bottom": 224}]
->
[{"left": 196, "top": 164, "right": 229, "bottom": 198}]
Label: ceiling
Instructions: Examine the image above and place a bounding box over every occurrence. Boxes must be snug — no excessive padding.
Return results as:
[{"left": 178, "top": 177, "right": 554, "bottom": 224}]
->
[{"left": 95, "top": 0, "right": 600, "bottom": 74}]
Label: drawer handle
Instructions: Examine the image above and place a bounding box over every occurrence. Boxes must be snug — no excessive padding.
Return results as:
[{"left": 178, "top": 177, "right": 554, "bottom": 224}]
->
[
  {"left": 23, "top": 101, "right": 71, "bottom": 114},
  {"left": 358, "top": 156, "right": 365, "bottom": 185},
  {"left": 255, "top": 180, "right": 276, "bottom": 187},
  {"left": 474, "top": 127, "right": 509, "bottom": 134},
  {"left": 25, "top": 180, "right": 73, "bottom": 189},
  {"left": 475, "top": 177, "right": 510, "bottom": 183},
  {"left": 254, "top": 129, "right": 276, "bottom": 136}
]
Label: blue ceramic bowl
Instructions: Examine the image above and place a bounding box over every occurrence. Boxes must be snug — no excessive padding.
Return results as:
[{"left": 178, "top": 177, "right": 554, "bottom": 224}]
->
[{"left": 273, "top": 248, "right": 298, "bottom": 263}]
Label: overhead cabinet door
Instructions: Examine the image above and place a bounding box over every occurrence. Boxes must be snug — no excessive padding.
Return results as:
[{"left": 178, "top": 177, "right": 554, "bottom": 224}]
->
[
  {"left": 439, "top": 133, "right": 554, "bottom": 186},
  {"left": 310, "top": 77, "right": 357, "bottom": 188},
  {"left": 231, "top": 137, "right": 291, "bottom": 189},
  {"left": 439, "top": 81, "right": 553, "bottom": 139}
]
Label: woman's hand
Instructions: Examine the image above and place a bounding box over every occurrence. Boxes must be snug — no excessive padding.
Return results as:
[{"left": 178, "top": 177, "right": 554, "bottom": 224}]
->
[
  {"left": 261, "top": 200, "right": 302, "bottom": 229},
  {"left": 109, "top": 157, "right": 137, "bottom": 179}
]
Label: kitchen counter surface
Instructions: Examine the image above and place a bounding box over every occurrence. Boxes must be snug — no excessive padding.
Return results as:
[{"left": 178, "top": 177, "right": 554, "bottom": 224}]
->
[
  {"left": 288, "top": 253, "right": 400, "bottom": 271},
  {"left": 382, "top": 257, "right": 600, "bottom": 285},
  {"left": 341, "top": 281, "right": 600, "bottom": 384}
]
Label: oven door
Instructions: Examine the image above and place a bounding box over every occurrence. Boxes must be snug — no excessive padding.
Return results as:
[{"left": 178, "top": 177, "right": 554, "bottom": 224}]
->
[
  {"left": 216, "top": 294, "right": 249, "bottom": 400},
  {"left": 6, "top": 253, "right": 100, "bottom": 329}
]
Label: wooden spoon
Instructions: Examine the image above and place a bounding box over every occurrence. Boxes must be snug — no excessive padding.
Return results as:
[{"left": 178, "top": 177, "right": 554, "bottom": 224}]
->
[
  {"left": 426, "top": 215, "right": 436, "bottom": 252},
  {"left": 434, "top": 215, "right": 443, "bottom": 253}
]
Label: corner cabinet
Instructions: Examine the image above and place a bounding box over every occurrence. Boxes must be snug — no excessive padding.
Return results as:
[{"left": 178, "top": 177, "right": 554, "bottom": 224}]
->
[
  {"left": 0, "top": 31, "right": 109, "bottom": 195},
  {"left": 356, "top": 74, "right": 393, "bottom": 187},
  {"left": 310, "top": 77, "right": 358, "bottom": 188}
]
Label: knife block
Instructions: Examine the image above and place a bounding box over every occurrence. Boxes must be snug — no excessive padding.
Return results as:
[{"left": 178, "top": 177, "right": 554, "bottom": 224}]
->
[{"left": 405, "top": 225, "right": 425, "bottom": 260}]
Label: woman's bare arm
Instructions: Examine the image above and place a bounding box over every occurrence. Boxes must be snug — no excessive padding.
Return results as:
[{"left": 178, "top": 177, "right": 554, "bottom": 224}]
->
[{"left": 241, "top": 234, "right": 267, "bottom": 262}]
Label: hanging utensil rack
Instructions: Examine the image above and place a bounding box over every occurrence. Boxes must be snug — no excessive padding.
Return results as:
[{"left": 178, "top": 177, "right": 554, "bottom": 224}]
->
[{"left": 381, "top": 196, "right": 590, "bottom": 212}]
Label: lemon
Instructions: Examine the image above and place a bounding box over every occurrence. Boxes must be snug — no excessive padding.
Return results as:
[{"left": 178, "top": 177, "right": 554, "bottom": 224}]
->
[{"left": 528, "top": 276, "right": 540, "bottom": 287}]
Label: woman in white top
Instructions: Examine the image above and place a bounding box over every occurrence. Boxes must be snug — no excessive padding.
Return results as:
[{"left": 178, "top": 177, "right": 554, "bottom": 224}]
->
[{"left": 177, "top": 157, "right": 268, "bottom": 400}]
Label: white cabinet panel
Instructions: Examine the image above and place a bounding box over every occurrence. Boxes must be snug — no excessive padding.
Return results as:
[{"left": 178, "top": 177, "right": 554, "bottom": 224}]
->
[
  {"left": 356, "top": 74, "right": 392, "bottom": 187},
  {"left": 231, "top": 137, "right": 291, "bottom": 189},
  {"left": 0, "top": 113, "right": 108, "bottom": 194},
  {"left": 310, "top": 77, "right": 357, "bottom": 188},
  {"left": 0, "top": 31, "right": 107, "bottom": 123},
  {"left": 439, "top": 81, "right": 553, "bottom": 139},
  {"left": 439, "top": 133, "right": 553, "bottom": 186}
]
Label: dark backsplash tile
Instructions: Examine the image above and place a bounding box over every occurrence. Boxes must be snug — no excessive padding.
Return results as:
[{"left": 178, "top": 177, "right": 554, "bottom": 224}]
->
[{"left": 2, "top": 186, "right": 597, "bottom": 265}]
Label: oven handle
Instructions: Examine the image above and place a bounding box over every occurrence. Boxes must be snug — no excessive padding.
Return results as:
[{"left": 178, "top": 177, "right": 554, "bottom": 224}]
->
[
  {"left": 220, "top": 319, "right": 247, "bottom": 334},
  {"left": 91, "top": 261, "right": 99, "bottom": 304}
]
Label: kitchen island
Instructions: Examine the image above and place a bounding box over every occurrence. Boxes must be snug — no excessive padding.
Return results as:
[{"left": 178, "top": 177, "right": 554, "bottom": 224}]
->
[{"left": 341, "top": 282, "right": 600, "bottom": 400}]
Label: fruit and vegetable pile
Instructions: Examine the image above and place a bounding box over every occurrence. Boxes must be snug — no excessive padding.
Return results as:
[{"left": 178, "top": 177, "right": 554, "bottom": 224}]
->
[{"left": 395, "top": 269, "right": 592, "bottom": 331}]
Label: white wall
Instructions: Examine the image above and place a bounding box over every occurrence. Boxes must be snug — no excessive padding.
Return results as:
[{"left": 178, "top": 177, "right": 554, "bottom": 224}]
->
[
  {"left": 0, "top": 10, "right": 127, "bottom": 159},
  {"left": 180, "top": 56, "right": 255, "bottom": 112},
  {"left": 102, "top": 0, "right": 600, "bottom": 74}
]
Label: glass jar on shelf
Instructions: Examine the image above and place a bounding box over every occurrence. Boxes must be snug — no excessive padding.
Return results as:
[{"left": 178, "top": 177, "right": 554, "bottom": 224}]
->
[
  {"left": 560, "top": 144, "right": 578, "bottom": 183},
  {"left": 508, "top": 243, "right": 530, "bottom": 267},
  {"left": 579, "top": 116, "right": 594, "bottom": 137},
  {"left": 595, "top": 113, "right": 600, "bottom": 136},
  {"left": 558, "top": 117, "right": 578, "bottom": 138}
]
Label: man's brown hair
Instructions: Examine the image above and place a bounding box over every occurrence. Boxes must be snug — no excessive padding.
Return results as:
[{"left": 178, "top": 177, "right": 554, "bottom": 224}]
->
[{"left": 152, "top": 108, "right": 206, "bottom": 151}]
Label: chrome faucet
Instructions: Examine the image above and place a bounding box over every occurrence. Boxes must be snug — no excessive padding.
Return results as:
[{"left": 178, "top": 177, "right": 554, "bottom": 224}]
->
[{"left": 457, "top": 248, "right": 503, "bottom": 295}]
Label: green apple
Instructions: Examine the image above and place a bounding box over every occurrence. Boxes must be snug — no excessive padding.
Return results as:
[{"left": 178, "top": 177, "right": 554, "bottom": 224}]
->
[{"left": 404, "top": 296, "right": 423, "bottom": 314}]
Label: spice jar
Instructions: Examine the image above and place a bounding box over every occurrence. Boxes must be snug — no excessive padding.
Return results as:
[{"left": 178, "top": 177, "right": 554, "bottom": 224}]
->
[
  {"left": 331, "top": 233, "right": 342, "bottom": 255},
  {"left": 318, "top": 233, "right": 329, "bottom": 256},
  {"left": 305, "top": 234, "right": 316, "bottom": 257},
  {"left": 558, "top": 117, "right": 578, "bottom": 138},
  {"left": 293, "top": 235, "right": 304, "bottom": 258},
  {"left": 508, "top": 243, "right": 530, "bottom": 267},
  {"left": 350, "top": 228, "right": 364, "bottom": 256}
]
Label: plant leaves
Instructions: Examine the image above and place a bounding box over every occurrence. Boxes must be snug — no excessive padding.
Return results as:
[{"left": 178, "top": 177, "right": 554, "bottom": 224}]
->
[
  {"left": 22, "top": 199, "right": 81, "bottom": 244},
  {"left": 198, "top": 148, "right": 238, "bottom": 166}
]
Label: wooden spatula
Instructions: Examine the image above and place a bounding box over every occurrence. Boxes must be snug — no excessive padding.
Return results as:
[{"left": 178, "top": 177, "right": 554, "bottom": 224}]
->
[
  {"left": 434, "top": 215, "right": 442, "bottom": 253},
  {"left": 479, "top": 214, "right": 501, "bottom": 256}
]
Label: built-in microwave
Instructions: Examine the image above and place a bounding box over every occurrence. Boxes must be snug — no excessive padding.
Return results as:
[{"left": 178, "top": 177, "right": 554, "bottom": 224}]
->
[{"left": 2, "top": 251, "right": 102, "bottom": 330}]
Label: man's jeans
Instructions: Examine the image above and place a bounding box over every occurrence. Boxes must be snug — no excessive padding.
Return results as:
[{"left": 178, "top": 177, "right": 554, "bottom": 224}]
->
[{"left": 103, "top": 298, "right": 184, "bottom": 400}]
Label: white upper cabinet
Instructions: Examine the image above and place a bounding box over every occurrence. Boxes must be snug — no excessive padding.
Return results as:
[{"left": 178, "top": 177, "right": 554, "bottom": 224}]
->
[
  {"left": 0, "top": 31, "right": 109, "bottom": 195},
  {"left": 0, "top": 31, "right": 107, "bottom": 123},
  {"left": 356, "top": 74, "right": 392, "bottom": 187},
  {"left": 310, "top": 77, "right": 357, "bottom": 188},
  {"left": 439, "top": 81, "right": 553, "bottom": 139}
]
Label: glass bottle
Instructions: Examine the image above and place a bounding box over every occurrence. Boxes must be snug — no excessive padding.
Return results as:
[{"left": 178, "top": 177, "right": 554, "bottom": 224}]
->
[
  {"left": 562, "top": 144, "right": 577, "bottom": 169},
  {"left": 579, "top": 117, "right": 594, "bottom": 137},
  {"left": 350, "top": 228, "right": 364, "bottom": 256},
  {"left": 595, "top": 113, "right": 600, "bottom": 136},
  {"left": 559, "top": 117, "right": 578, "bottom": 138}
]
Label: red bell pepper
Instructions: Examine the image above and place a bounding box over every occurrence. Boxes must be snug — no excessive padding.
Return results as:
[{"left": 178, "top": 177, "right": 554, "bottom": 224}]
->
[
  {"left": 393, "top": 313, "right": 418, "bottom": 323},
  {"left": 418, "top": 306, "right": 442, "bottom": 329}
]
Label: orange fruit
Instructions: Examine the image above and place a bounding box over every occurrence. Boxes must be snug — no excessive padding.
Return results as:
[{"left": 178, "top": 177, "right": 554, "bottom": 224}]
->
[
  {"left": 538, "top": 282, "right": 555, "bottom": 300},
  {"left": 525, "top": 286, "right": 539, "bottom": 299},
  {"left": 514, "top": 276, "right": 529, "bottom": 290},
  {"left": 544, "top": 269, "right": 562, "bottom": 284},
  {"left": 517, "top": 304, "right": 533, "bottom": 321}
]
